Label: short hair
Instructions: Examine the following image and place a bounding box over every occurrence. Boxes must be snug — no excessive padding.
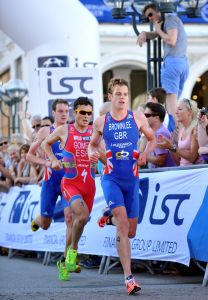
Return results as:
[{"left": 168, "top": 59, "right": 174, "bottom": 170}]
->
[
  {"left": 0, "top": 136, "right": 9, "bottom": 143},
  {"left": 107, "top": 77, "right": 129, "bottom": 94},
  {"left": 73, "top": 97, "right": 93, "bottom": 111},
  {"left": 145, "top": 102, "right": 166, "bottom": 122},
  {"left": 19, "top": 144, "right": 30, "bottom": 154},
  {"left": 52, "top": 99, "right": 69, "bottom": 111},
  {"left": 148, "top": 87, "right": 167, "bottom": 104},
  {"left": 143, "top": 3, "right": 158, "bottom": 14},
  {"left": 10, "top": 133, "right": 26, "bottom": 146},
  {"left": 31, "top": 114, "right": 41, "bottom": 123},
  {"left": 42, "top": 116, "right": 54, "bottom": 124},
  {"left": 8, "top": 144, "right": 20, "bottom": 154}
]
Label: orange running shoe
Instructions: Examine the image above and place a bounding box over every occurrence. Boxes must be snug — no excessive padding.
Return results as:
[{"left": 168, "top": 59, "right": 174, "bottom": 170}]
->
[{"left": 125, "top": 275, "right": 141, "bottom": 295}]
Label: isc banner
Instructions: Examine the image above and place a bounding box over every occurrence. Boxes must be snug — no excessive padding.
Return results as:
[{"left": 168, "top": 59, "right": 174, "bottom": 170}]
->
[{"left": 0, "top": 168, "right": 208, "bottom": 266}]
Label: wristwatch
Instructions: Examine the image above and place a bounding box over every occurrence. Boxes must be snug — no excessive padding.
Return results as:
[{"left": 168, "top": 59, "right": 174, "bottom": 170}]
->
[{"left": 170, "top": 144, "right": 177, "bottom": 152}]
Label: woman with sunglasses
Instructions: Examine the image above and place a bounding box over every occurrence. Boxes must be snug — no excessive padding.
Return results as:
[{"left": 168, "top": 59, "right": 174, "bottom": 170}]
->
[
  {"left": 137, "top": 3, "right": 189, "bottom": 120},
  {"left": 157, "top": 98, "right": 200, "bottom": 166}
]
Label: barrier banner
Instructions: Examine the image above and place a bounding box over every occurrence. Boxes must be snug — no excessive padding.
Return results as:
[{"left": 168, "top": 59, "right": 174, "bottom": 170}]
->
[{"left": 0, "top": 168, "right": 208, "bottom": 266}]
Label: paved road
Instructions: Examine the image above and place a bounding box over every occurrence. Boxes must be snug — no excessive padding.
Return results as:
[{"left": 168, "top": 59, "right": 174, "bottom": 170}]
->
[{"left": 0, "top": 255, "right": 207, "bottom": 300}]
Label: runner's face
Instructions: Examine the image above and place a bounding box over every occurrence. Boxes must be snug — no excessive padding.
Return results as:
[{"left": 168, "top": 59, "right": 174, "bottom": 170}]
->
[
  {"left": 74, "top": 104, "right": 93, "bottom": 129},
  {"left": 53, "top": 103, "right": 69, "bottom": 125},
  {"left": 109, "top": 85, "right": 129, "bottom": 110}
]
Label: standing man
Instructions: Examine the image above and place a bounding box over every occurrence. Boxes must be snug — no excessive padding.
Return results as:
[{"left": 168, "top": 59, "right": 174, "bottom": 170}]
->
[
  {"left": 42, "top": 97, "right": 97, "bottom": 277},
  {"left": 88, "top": 78, "right": 156, "bottom": 295},
  {"left": 137, "top": 3, "right": 189, "bottom": 119},
  {"left": 26, "top": 99, "right": 75, "bottom": 280}
]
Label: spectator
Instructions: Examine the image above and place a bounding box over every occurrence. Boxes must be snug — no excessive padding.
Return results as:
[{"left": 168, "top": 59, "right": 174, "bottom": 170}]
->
[
  {"left": 10, "top": 133, "right": 26, "bottom": 147},
  {"left": 7, "top": 144, "right": 21, "bottom": 178},
  {"left": 0, "top": 151, "right": 13, "bottom": 193},
  {"left": 0, "top": 137, "right": 10, "bottom": 168},
  {"left": 19, "top": 111, "right": 42, "bottom": 143},
  {"left": 35, "top": 116, "right": 54, "bottom": 185},
  {"left": 157, "top": 98, "right": 200, "bottom": 166},
  {"left": 137, "top": 3, "right": 189, "bottom": 119},
  {"left": 147, "top": 87, "right": 176, "bottom": 133},
  {"left": 197, "top": 108, "right": 208, "bottom": 163},
  {"left": 144, "top": 102, "right": 174, "bottom": 168},
  {"left": 41, "top": 116, "right": 54, "bottom": 128},
  {"left": 14, "top": 144, "right": 38, "bottom": 186}
]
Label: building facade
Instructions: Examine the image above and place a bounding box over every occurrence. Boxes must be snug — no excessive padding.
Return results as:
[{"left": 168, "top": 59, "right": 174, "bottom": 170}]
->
[{"left": 0, "top": 7, "right": 208, "bottom": 135}]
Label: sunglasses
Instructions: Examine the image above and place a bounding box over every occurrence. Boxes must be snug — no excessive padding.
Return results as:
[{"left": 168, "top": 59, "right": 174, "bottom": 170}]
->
[
  {"left": 40, "top": 124, "right": 51, "bottom": 128},
  {"left": 0, "top": 141, "right": 8, "bottom": 146},
  {"left": 144, "top": 113, "right": 158, "bottom": 118},
  {"left": 75, "top": 110, "right": 93, "bottom": 116},
  {"left": 32, "top": 124, "right": 41, "bottom": 129},
  {"left": 147, "top": 12, "right": 153, "bottom": 18}
]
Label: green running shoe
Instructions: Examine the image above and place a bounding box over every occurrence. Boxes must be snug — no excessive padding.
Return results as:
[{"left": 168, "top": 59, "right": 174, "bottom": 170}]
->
[
  {"left": 65, "top": 247, "right": 77, "bottom": 272},
  {"left": 31, "top": 220, "right": 39, "bottom": 232},
  {"left": 73, "top": 264, "right": 81, "bottom": 273},
  {"left": 57, "top": 260, "right": 70, "bottom": 281}
]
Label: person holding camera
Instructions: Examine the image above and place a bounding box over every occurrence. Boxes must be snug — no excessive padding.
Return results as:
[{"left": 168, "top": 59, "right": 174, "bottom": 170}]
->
[
  {"left": 197, "top": 107, "right": 208, "bottom": 163},
  {"left": 137, "top": 3, "right": 189, "bottom": 121}
]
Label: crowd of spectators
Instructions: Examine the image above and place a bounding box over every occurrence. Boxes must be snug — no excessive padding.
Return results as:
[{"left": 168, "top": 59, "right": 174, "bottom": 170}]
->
[
  {"left": 138, "top": 88, "right": 208, "bottom": 169},
  {"left": 0, "top": 96, "right": 208, "bottom": 190},
  {"left": 0, "top": 112, "right": 54, "bottom": 194},
  {"left": 0, "top": 94, "right": 208, "bottom": 269}
]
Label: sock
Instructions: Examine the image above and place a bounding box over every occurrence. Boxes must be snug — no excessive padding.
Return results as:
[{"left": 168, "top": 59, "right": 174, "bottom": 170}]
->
[
  {"left": 106, "top": 215, "right": 113, "bottom": 225},
  {"left": 126, "top": 274, "right": 133, "bottom": 281}
]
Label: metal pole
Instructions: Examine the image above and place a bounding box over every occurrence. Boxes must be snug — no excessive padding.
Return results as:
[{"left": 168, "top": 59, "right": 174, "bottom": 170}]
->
[
  {"left": 147, "top": 40, "right": 152, "bottom": 90},
  {"left": 158, "top": 37, "right": 162, "bottom": 87},
  {"left": 153, "top": 39, "right": 158, "bottom": 88}
]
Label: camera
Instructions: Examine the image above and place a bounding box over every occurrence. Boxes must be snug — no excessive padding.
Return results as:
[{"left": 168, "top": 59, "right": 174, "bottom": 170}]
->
[{"left": 200, "top": 107, "right": 208, "bottom": 116}]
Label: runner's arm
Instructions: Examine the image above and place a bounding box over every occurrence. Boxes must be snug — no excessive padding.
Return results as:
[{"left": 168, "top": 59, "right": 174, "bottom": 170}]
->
[
  {"left": 41, "top": 126, "right": 65, "bottom": 170},
  {"left": 26, "top": 127, "right": 51, "bottom": 166},
  {"left": 88, "top": 118, "right": 103, "bottom": 163}
]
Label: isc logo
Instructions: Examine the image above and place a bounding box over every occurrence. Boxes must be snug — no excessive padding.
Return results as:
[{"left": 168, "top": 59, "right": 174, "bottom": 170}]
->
[{"left": 139, "top": 178, "right": 190, "bottom": 225}]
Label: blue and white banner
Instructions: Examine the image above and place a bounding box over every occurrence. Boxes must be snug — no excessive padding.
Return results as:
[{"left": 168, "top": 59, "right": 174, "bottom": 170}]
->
[
  {"left": 0, "top": 168, "right": 208, "bottom": 266},
  {"left": 80, "top": 0, "right": 208, "bottom": 24}
]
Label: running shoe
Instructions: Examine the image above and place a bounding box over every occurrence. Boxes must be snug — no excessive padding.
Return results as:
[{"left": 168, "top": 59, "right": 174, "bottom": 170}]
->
[
  {"left": 98, "top": 214, "right": 114, "bottom": 227},
  {"left": 125, "top": 275, "right": 141, "bottom": 295},
  {"left": 73, "top": 264, "right": 81, "bottom": 273},
  {"left": 31, "top": 220, "right": 39, "bottom": 232},
  {"left": 57, "top": 260, "right": 70, "bottom": 281},
  {"left": 65, "top": 247, "right": 77, "bottom": 272}
]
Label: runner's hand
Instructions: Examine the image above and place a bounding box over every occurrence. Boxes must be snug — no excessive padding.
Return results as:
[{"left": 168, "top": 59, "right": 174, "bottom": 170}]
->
[{"left": 51, "top": 159, "right": 62, "bottom": 170}]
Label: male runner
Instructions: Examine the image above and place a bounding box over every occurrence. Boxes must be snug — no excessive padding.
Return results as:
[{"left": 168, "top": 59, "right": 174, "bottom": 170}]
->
[
  {"left": 42, "top": 97, "right": 97, "bottom": 277},
  {"left": 88, "top": 78, "right": 156, "bottom": 295},
  {"left": 26, "top": 99, "right": 76, "bottom": 280}
]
